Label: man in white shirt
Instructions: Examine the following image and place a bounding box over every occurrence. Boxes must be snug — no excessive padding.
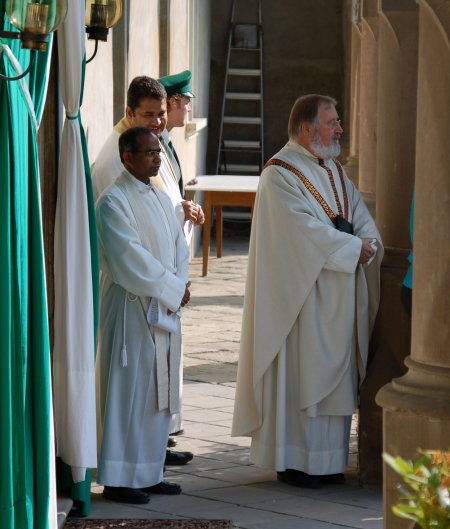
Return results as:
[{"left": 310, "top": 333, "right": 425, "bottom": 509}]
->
[
  {"left": 92, "top": 76, "right": 203, "bottom": 240},
  {"left": 96, "top": 128, "right": 191, "bottom": 503},
  {"left": 232, "top": 94, "right": 383, "bottom": 489}
]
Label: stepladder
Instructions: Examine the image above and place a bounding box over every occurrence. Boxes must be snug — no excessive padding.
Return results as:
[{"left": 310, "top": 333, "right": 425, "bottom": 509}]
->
[{"left": 216, "top": 0, "right": 264, "bottom": 177}]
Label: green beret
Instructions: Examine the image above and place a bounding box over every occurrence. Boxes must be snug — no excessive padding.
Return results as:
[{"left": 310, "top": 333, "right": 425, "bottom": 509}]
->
[{"left": 158, "top": 70, "right": 195, "bottom": 98}]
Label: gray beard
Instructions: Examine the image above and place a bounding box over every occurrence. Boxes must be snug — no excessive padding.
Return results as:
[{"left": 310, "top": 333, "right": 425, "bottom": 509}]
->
[{"left": 311, "top": 132, "right": 341, "bottom": 160}]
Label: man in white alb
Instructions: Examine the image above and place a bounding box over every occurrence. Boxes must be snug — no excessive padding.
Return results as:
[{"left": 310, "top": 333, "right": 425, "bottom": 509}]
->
[
  {"left": 232, "top": 94, "right": 383, "bottom": 488},
  {"left": 96, "top": 127, "right": 191, "bottom": 504}
]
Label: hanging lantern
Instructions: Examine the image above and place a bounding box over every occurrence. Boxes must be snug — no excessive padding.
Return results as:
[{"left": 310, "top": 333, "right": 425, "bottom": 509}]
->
[
  {"left": 85, "top": 0, "right": 123, "bottom": 42},
  {"left": 5, "top": 0, "right": 68, "bottom": 51}
]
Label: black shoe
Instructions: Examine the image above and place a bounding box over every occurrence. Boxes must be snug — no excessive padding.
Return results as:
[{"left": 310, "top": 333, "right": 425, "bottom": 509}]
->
[
  {"left": 171, "top": 429, "right": 184, "bottom": 436},
  {"left": 103, "top": 486, "right": 150, "bottom": 504},
  {"left": 165, "top": 449, "right": 193, "bottom": 466},
  {"left": 321, "top": 473, "right": 345, "bottom": 485},
  {"left": 167, "top": 437, "right": 177, "bottom": 448},
  {"left": 142, "top": 481, "right": 182, "bottom": 495},
  {"left": 277, "top": 470, "right": 322, "bottom": 489}
]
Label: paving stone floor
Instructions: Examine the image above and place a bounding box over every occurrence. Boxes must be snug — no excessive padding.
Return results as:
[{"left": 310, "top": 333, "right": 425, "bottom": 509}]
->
[{"left": 83, "top": 225, "right": 383, "bottom": 529}]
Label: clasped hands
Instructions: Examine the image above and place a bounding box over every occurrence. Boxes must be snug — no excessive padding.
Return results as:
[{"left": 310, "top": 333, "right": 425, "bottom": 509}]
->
[
  {"left": 167, "top": 281, "right": 191, "bottom": 316},
  {"left": 182, "top": 200, "right": 205, "bottom": 225},
  {"left": 358, "top": 238, "right": 377, "bottom": 264}
]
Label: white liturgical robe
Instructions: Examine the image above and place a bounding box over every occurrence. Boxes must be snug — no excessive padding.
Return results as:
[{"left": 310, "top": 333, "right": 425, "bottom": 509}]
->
[
  {"left": 232, "top": 142, "right": 383, "bottom": 475},
  {"left": 95, "top": 170, "right": 189, "bottom": 488}
]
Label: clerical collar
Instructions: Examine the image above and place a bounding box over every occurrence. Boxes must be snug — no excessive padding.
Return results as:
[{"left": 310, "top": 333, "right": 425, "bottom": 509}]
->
[{"left": 124, "top": 170, "right": 153, "bottom": 193}]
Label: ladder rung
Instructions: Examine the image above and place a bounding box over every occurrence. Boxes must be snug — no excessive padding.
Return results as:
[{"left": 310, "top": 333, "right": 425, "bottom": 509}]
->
[
  {"left": 228, "top": 68, "right": 261, "bottom": 77},
  {"left": 224, "top": 116, "right": 261, "bottom": 125},
  {"left": 222, "top": 140, "right": 261, "bottom": 149},
  {"left": 220, "top": 164, "right": 260, "bottom": 173},
  {"left": 231, "top": 47, "right": 260, "bottom": 51},
  {"left": 225, "top": 92, "right": 261, "bottom": 100}
]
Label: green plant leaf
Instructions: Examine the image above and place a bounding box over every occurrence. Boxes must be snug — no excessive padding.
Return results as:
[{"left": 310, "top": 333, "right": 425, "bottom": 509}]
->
[
  {"left": 392, "top": 505, "right": 419, "bottom": 521},
  {"left": 413, "top": 454, "right": 431, "bottom": 471},
  {"left": 383, "top": 453, "right": 414, "bottom": 475}
]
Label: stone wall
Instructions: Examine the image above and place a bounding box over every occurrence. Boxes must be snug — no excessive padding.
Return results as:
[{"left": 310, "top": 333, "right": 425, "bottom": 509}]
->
[{"left": 207, "top": 0, "right": 345, "bottom": 170}]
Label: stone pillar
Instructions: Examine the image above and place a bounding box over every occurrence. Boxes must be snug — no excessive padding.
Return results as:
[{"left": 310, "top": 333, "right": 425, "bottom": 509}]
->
[
  {"left": 112, "top": 1, "right": 128, "bottom": 124},
  {"left": 359, "top": 0, "right": 419, "bottom": 484},
  {"left": 345, "top": 0, "right": 362, "bottom": 187},
  {"left": 376, "top": 1, "right": 450, "bottom": 528},
  {"left": 358, "top": 0, "right": 378, "bottom": 213}
]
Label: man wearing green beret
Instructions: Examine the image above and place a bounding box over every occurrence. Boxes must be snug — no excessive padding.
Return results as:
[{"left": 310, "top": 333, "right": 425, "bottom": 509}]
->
[
  {"left": 158, "top": 70, "right": 195, "bottom": 195},
  {"left": 158, "top": 70, "right": 205, "bottom": 227},
  {"left": 158, "top": 70, "right": 204, "bottom": 436}
]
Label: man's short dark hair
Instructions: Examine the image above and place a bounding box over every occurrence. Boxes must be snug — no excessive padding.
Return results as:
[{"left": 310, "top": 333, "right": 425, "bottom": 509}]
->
[
  {"left": 126, "top": 76, "right": 167, "bottom": 111},
  {"left": 119, "top": 126, "right": 154, "bottom": 163},
  {"left": 288, "top": 94, "right": 337, "bottom": 140}
]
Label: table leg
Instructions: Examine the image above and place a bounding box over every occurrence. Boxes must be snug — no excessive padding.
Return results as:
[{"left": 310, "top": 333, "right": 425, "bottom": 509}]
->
[
  {"left": 216, "top": 205, "right": 223, "bottom": 258},
  {"left": 202, "top": 192, "right": 212, "bottom": 276}
]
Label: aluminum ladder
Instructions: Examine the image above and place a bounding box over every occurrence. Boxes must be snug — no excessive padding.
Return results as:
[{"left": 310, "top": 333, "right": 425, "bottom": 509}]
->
[{"left": 215, "top": 0, "right": 264, "bottom": 176}]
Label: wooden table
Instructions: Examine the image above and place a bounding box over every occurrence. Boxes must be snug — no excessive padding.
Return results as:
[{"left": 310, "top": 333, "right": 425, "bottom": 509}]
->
[{"left": 185, "top": 175, "right": 259, "bottom": 276}]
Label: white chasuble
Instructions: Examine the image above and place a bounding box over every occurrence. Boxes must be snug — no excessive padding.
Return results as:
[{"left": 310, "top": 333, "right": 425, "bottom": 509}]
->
[
  {"left": 232, "top": 142, "right": 383, "bottom": 474},
  {"left": 95, "top": 171, "right": 189, "bottom": 488}
]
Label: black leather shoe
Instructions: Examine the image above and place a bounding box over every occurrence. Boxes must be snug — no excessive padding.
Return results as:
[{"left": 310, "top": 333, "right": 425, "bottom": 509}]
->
[
  {"left": 103, "top": 486, "right": 150, "bottom": 504},
  {"left": 171, "top": 429, "right": 184, "bottom": 436},
  {"left": 165, "top": 449, "right": 193, "bottom": 466},
  {"left": 167, "top": 437, "right": 177, "bottom": 448},
  {"left": 142, "top": 481, "right": 182, "bottom": 495},
  {"left": 277, "top": 470, "right": 322, "bottom": 489},
  {"left": 321, "top": 473, "right": 345, "bottom": 484}
]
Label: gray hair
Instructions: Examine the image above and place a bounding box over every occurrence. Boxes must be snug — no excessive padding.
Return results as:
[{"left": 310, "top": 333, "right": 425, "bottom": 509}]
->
[{"left": 288, "top": 94, "right": 337, "bottom": 140}]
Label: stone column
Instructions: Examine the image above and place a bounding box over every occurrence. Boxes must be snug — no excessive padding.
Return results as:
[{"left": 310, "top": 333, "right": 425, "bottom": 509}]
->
[
  {"left": 358, "top": 0, "right": 378, "bottom": 213},
  {"left": 112, "top": 1, "right": 128, "bottom": 124},
  {"left": 376, "top": 1, "right": 450, "bottom": 528},
  {"left": 345, "top": 0, "right": 362, "bottom": 187},
  {"left": 359, "top": 0, "right": 419, "bottom": 484}
]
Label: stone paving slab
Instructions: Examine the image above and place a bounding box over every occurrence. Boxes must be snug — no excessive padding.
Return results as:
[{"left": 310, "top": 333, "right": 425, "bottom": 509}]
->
[
  {"left": 182, "top": 395, "right": 237, "bottom": 409},
  {"left": 200, "top": 449, "right": 251, "bottom": 465},
  {"left": 190, "top": 466, "right": 276, "bottom": 486},
  {"left": 249, "top": 496, "right": 383, "bottom": 529},
  {"left": 165, "top": 455, "right": 240, "bottom": 474},
  {"left": 187, "top": 484, "right": 302, "bottom": 505},
  {"left": 181, "top": 422, "right": 234, "bottom": 439},
  {"left": 184, "top": 409, "right": 233, "bottom": 422},
  {"left": 238, "top": 518, "right": 356, "bottom": 529},
  {"left": 252, "top": 480, "right": 382, "bottom": 510},
  {"left": 163, "top": 472, "right": 237, "bottom": 492}
]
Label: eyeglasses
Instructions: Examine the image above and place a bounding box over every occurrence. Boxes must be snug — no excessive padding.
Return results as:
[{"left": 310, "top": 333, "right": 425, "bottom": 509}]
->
[
  {"left": 323, "top": 118, "right": 342, "bottom": 129},
  {"left": 130, "top": 149, "right": 162, "bottom": 156}
]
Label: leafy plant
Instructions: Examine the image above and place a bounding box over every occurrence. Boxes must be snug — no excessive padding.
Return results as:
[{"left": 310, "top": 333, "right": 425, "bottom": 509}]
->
[{"left": 383, "top": 450, "right": 450, "bottom": 529}]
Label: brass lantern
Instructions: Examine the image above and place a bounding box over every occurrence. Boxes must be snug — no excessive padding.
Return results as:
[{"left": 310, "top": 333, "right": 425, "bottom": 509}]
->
[
  {"left": 85, "top": 0, "right": 123, "bottom": 42},
  {"left": 5, "top": 0, "right": 68, "bottom": 51}
]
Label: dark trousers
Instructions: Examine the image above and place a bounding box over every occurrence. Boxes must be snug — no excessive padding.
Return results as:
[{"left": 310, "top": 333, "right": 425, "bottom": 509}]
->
[{"left": 401, "top": 285, "right": 412, "bottom": 317}]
